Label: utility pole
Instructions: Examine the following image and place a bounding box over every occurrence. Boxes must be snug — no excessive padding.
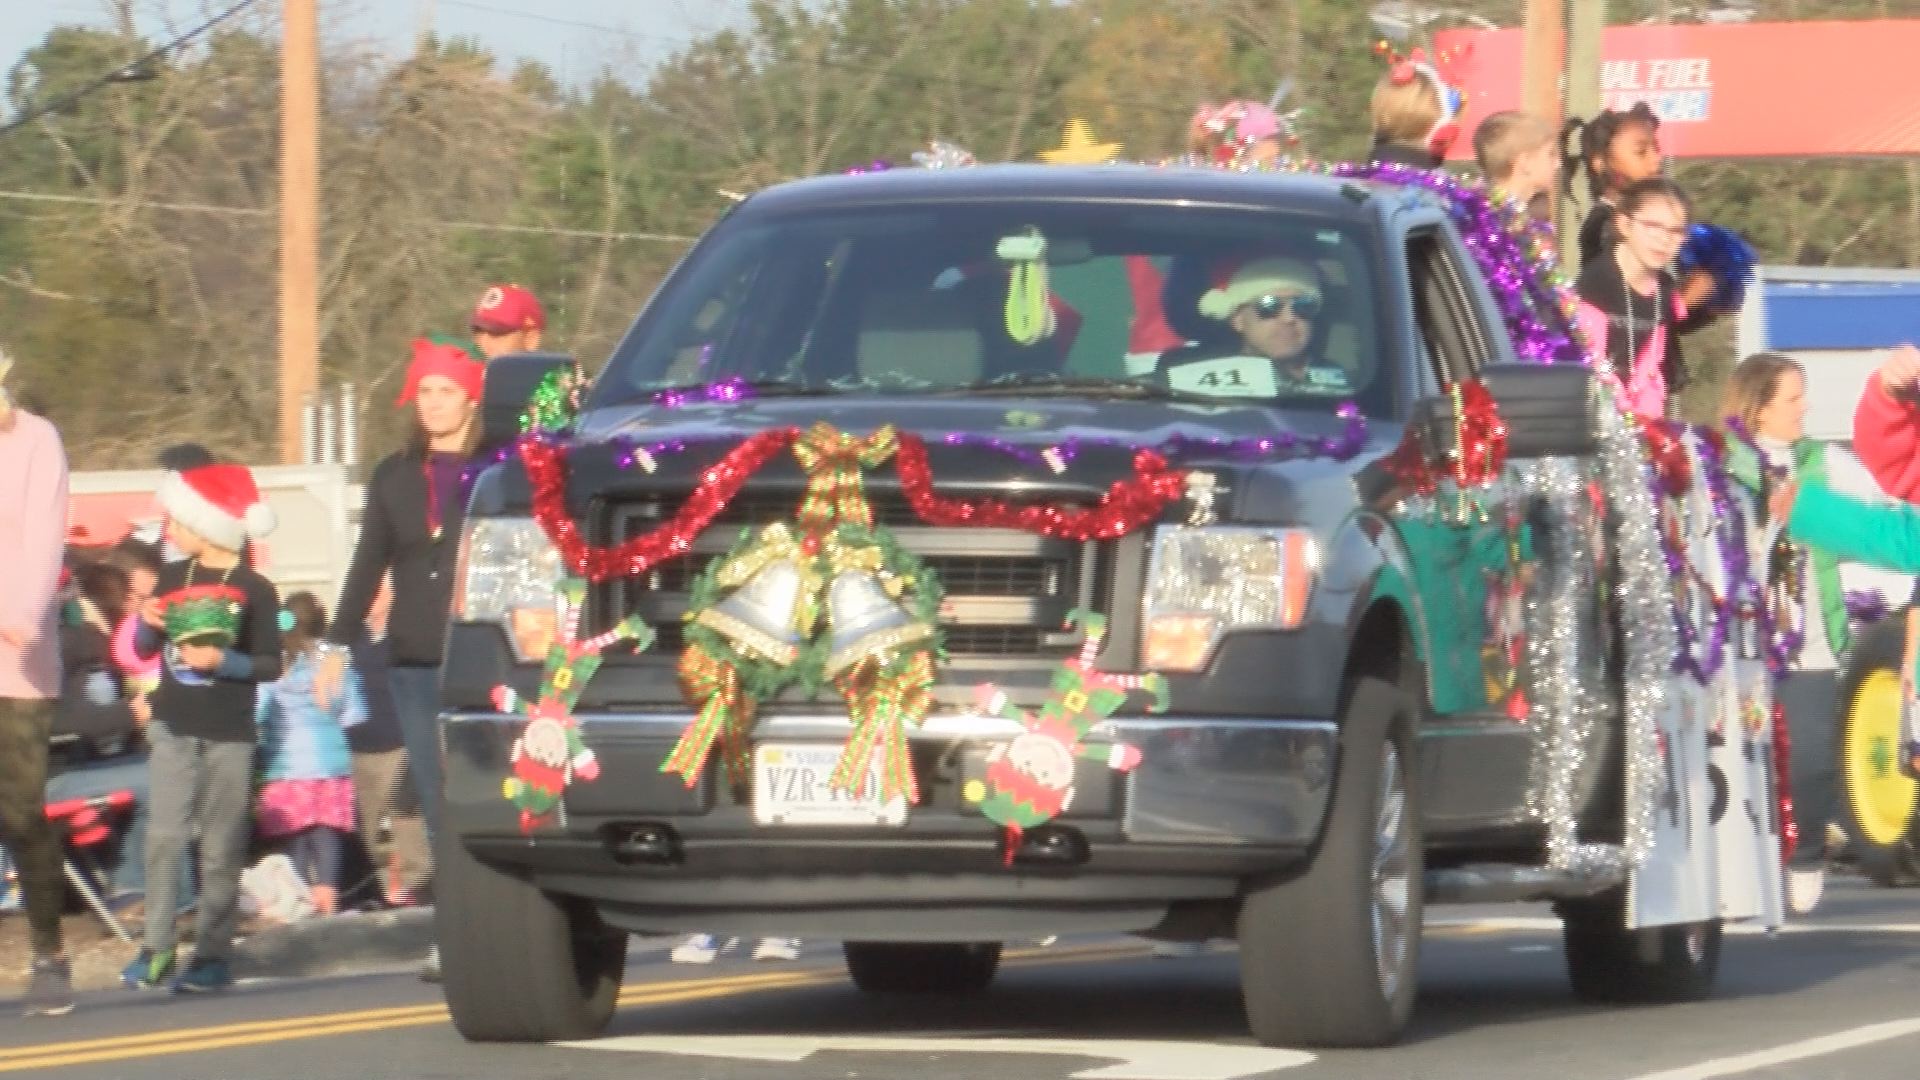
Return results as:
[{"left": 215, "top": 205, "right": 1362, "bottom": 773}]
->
[
  {"left": 279, "top": 0, "right": 320, "bottom": 465},
  {"left": 1522, "top": 0, "right": 1567, "bottom": 230},
  {"left": 1560, "top": 0, "right": 1607, "bottom": 252}
]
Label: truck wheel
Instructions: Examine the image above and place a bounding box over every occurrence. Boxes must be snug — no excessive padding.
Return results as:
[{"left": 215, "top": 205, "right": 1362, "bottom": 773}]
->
[
  {"left": 436, "top": 831, "right": 628, "bottom": 1042},
  {"left": 1837, "top": 617, "right": 1920, "bottom": 887},
  {"left": 1238, "top": 676, "right": 1421, "bottom": 1048},
  {"left": 843, "top": 942, "right": 1001, "bottom": 995},
  {"left": 1559, "top": 898, "right": 1720, "bottom": 1004}
]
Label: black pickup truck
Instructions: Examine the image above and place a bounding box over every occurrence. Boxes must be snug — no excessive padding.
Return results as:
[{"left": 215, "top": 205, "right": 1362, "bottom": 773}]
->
[{"left": 435, "top": 165, "right": 1705, "bottom": 1049}]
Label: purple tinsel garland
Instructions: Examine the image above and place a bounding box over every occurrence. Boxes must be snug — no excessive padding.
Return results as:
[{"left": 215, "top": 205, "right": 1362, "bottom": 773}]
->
[
  {"left": 1846, "top": 588, "right": 1893, "bottom": 624},
  {"left": 1331, "top": 163, "right": 1587, "bottom": 367},
  {"left": 938, "top": 402, "right": 1368, "bottom": 469},
  {"left": 1719, "top": 417, "right": 1807, "bottom": 676}
]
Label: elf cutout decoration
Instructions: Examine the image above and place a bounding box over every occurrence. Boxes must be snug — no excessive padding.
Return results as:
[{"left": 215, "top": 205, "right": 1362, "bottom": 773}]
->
[
  {"left": 495, "top": 578, "right": 653, "bottom": 832},
  {"left": 966, "top": 611, "right": 1169, "bottom": 861}
]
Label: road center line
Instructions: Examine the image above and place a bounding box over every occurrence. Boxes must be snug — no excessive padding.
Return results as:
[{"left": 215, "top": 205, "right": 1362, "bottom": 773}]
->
[
  {"left": 0, "top": 943, "right": 1146, "bottom": 1072},
  {"left": 1626, "top": 1018, "right": 1920, "bottom": 1080}
]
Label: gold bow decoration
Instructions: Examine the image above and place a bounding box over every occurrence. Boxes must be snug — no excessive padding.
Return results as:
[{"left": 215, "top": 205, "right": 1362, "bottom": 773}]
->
[
  {"left": 793, "top": 422, "right": 897, "bottom": 531},
  {"left": 830, "top": 650, "right": 936, "bottom": 805},
  {"left": 663, "top": 640, "right": 756, "bottom": 790}
]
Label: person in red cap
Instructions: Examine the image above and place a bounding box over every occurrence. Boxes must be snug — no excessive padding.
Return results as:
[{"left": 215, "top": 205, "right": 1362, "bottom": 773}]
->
[
  {"left": 124, "top": 461, "right": 282, "bottom": 994},
  {"left": 470, "top": 284, "right": 546, "bottom": 360},
  {"left": 316, "top": 336, "right": 487, "bottom": 983}
]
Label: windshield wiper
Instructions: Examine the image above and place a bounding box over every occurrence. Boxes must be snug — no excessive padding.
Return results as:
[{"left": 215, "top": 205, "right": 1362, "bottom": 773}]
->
[
  {"left": 948, "top": 373, "right": 1226, "bottom": 405},
  {"left": 644, "top": 377, "right": 831, "bottom": 401}
]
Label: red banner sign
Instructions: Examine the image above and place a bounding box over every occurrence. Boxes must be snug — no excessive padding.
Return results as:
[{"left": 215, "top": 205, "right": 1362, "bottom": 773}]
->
[{"left": 1436, "top": 21, "right": 1920, "bottom": 159}]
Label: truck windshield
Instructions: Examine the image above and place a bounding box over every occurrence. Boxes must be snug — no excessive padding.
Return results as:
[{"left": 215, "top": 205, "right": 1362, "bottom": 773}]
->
[{"left": 598, "top": 201, "right": 1391, "bottom": 416}]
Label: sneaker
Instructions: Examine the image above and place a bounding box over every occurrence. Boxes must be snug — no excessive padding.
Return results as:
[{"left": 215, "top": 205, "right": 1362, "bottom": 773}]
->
[
  {"left": 1787, "top": 865, "right": 1826, "bottom": 916},
  {"left": 121, "top": 947, "right": 176, "bottom": 990},
  {"left": 419, "top": 944, "right": 441, "bottom": 984},
  {"left": 1150, "top": 941, "right": 1206, "bottom": 959},
  {"left": 23, "top": 956, "right": 74, "bottom": 1017},
  {"left": 751, "top": 938, "right": 800, "bottom": 962},
  {"left": 670, "top": 934, "right": 736, "bottom": 964},
  {"left": 170, "top": 958, "right": 233, "bottom": 994}
]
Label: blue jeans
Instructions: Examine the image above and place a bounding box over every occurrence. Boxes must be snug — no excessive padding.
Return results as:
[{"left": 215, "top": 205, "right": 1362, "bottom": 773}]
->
[{"left": 387, "top": 665, "right": 444, "bottom": 847}]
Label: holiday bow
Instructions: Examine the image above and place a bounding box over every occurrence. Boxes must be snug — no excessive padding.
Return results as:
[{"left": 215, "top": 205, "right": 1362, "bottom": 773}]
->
[
  {"left": 830, "top": 650, "right": 935, "bottom": 806},
  {"left": 794, "top": 422, "right": 897, "bottom": 531},
  {"left": 663, "top": 641, "right": 755, "bottom": 790}
]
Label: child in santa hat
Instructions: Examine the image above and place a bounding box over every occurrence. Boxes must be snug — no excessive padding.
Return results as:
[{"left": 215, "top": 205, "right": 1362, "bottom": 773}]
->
[{"left": 122, "top": 462, "right": 283, "bottom": 994}]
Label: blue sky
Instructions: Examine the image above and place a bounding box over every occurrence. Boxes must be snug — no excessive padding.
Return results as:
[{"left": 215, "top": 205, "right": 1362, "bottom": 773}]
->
[{"left": 1, "top": 0, "right": 768, "bottom": 94}]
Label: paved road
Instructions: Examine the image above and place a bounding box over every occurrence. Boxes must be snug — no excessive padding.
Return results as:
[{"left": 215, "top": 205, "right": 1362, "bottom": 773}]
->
[{"left": 5, "top": 878, "right": 1920, "bottom": 1080}]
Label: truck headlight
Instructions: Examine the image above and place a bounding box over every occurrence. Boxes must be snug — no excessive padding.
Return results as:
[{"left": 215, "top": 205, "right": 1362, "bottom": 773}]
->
[
  {"left": 1141, "top": 526, "right": 1318, "bottom": 672},
  {"left": 456, "top": 517, "right": 565, "bottom": 662}
]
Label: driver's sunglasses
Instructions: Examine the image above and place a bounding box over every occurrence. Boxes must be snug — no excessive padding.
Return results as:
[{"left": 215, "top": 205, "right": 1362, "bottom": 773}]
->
[{"left": 1249, "top": 292, "right": 1323, "bottom": 321}]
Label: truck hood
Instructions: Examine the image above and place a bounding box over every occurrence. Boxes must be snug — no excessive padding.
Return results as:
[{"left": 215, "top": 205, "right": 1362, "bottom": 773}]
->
[{"left": 556, "top": 396, "right": 1391, "bottom": 525}]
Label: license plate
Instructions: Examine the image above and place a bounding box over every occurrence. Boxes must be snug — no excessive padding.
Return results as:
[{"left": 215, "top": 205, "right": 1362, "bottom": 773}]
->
[{"left": 753, "top": 743, "right": 909, "bottom": 827}]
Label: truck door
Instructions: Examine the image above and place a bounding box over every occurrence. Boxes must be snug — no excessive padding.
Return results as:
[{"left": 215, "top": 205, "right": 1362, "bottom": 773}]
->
[{"left": 1393, "top": 222, "right": 1538, "bottom": 831}]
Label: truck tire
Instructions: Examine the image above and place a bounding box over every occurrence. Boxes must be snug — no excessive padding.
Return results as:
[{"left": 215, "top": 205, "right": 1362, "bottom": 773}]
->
[
  {"left": 1559, "top": 898, "right": 1720, "bottom": 1004},
  {"left": 1837, "top": 617, "right": 1920, "bottom": 887},
  {"left": 843, "top": 942, "right": 1001, "bottom": 995},
  {"left": 1238, "top": 676, "right": 1421, "bottom": 1048},
  {"left": 436, "top": 831, "right": 628, "bottom": 1042}
]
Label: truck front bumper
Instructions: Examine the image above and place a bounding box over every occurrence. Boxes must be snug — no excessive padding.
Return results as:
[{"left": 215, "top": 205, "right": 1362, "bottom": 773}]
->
[{"left": 442, "top": 710, "right": 1335, "bottom": 939}]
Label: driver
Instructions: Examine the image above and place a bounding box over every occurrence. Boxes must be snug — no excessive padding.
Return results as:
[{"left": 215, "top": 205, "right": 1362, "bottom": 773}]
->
[{"left": 1162, "top": 257, "right": 1349, "bottom": 396}]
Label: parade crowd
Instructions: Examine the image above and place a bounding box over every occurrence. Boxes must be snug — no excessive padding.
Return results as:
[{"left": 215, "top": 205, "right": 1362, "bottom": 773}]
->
[{"left": 1, "top": 48, "right": 1918, "bottom": 1021}]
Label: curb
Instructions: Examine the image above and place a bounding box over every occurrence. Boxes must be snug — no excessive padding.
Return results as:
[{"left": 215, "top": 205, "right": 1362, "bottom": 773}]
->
[{"left": 233, "top": 907, "right": 435, "bottom": 979}]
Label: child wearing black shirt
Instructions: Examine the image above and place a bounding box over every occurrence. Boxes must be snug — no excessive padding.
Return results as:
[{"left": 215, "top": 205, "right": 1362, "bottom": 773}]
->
[{"left": 122, "top": 464, "right": 281, "bottom": 994}]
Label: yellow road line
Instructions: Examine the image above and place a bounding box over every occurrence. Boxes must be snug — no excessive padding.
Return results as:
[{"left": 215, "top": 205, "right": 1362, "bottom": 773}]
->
[
  {"left": 0, "top": 940, "right": 1151, "bottom": 1073},
  {"left": 0, "top": 965, "right": 841, "bottom": 1069}
]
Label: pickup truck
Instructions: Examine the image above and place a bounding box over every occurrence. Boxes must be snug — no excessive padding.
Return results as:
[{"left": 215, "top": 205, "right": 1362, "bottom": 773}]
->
[{"left": 434, "top": 164, "right": 1727, "bottom": 1049}]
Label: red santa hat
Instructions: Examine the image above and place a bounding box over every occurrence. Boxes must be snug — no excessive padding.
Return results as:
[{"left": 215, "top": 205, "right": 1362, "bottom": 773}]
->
[
  {"left": 157, "top": 463, "right": 276, "bottom": 552},
  {"left": 396, "top": 337, "right": 486, "bottom": 407}
]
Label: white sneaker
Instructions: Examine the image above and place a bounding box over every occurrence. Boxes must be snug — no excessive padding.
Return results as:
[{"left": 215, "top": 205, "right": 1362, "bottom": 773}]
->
[
  {"left": 1151, "top": 941, "right": 1206, "bottom": 959},
  {"left": 1787, "top": 866, "right": 1826, "bottom": 916},
  {"left": 751, "top": 938, "right": 801, "bottom": 961},
  {"left": 1031, "top": 936, "right": 1058, "bottom": 948},
  {"left": 670, "top": 934, "right": 735, "bottom": 964}
]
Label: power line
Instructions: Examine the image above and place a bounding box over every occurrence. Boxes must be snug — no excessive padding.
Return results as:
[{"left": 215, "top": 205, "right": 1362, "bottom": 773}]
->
[
  {"left": 0, "top": 0, "right": 268, "bottom": 138},
  {"left": 0, "top": 187, "right": 694, "bottom": 242}
]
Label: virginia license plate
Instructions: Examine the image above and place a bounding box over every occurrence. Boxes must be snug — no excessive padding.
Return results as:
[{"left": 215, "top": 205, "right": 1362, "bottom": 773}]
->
[{"left": 753, "top": 743, "right": 909, "bottom": 827}]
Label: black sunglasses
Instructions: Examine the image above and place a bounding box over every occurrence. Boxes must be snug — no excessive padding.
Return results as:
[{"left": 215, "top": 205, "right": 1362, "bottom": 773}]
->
[{"left": 1248, "top": 292, "right": 1323, "bottom": 321}]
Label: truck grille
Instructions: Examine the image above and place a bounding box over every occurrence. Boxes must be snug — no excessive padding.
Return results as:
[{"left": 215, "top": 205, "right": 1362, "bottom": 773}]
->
[{"left": 608, "top": 490, "right": 1113, "bottom": 663}]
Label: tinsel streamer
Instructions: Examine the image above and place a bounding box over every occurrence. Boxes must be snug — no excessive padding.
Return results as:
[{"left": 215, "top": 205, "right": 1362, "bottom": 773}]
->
[
  {"left": 1772, "top": 697, "right": 1799, "bottom": 863},
  {"left": 895, "top": 436, "right": 1189, "bottom": 540},
  {"left": 793, "top": 423, "right": 897, "bottom": 532},
  {"left": 663, "top": 642, "right": 753, "bottom": 790},
  {"left": 519, "top": 366, "right": 582, "bottom": 436},
  {"left": 1590, "top": 398, "right": 1675, "bottom": 874},
  {"left": 1520, "top": 457, "right": 1620, "bottom": 877},
  {"left": 936, "top": 402, "right": 1367, "bottom": 469},
  {"left": 1845, "top": 588, "right": 1893, "bottom": 624},
  {"left": 520, "top": 427, "right": 798, "bottom": 582}
]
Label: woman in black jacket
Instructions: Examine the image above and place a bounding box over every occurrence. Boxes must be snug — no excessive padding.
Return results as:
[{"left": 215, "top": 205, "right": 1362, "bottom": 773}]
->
[{"left": 316, "top": 339, "right": 486, "bottom": 955}]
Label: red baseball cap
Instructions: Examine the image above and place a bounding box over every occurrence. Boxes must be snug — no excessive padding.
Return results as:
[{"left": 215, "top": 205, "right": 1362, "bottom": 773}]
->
[{"left": 471, "top": 284, "right": 545, "bottom": 335}]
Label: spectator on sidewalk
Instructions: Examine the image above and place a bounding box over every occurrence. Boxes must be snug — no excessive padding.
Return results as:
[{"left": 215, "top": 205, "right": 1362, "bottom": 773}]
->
[
  {"left": 0, "top": 349, "right": 76, "bottom": 1017},
  {"left": 470, "top": 284, "right": 546, "bottom": 360},
  {"left": 122, "top": 463, "right": 282, "bottom": 995},
  {"left": 317, "top": 337, "right": 488, "bottom": 983},
  {"left": 256, "top": 592, "right": 360, "bottom": 917},
  {"left": 348, "top": 576, "right": 430, "bottom": 906}
]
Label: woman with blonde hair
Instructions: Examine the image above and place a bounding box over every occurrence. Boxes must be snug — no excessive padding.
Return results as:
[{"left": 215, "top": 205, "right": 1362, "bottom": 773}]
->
[{"left": 1720, "top": 352, "right": 1850, "bottom": 912}]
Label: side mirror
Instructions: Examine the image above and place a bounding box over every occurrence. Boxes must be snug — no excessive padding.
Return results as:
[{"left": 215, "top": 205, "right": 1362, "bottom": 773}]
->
[
  {"left": 479, "top": 352, "right": 578, "bottom": 453},
  {"left": 1478, "top": 362, "right": 1597, "bottom": 458}
]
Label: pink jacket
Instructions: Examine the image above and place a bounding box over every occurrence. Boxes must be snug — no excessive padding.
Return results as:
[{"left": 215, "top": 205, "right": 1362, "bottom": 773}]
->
[
  {"left": 0, "top": 412, "right": 69, "bottom": 699},
  {"left": 1576, "top": 296, "right": 1686, "bottom": 419}
]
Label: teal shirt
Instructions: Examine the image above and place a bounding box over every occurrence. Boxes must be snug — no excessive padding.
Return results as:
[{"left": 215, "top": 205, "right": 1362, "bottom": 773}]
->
[{"left": 1726, "top": 436, "right": 1851, "bottom": 658}]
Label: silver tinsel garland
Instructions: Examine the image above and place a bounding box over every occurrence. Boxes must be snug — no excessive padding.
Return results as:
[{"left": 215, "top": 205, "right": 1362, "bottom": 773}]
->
[{"left": 1585, "top": 398, "right": 1673, "bottom": 874}]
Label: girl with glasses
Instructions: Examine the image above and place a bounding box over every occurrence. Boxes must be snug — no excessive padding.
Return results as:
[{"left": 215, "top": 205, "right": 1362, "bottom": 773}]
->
[{"left": 1574, "top": 177, "right": 1710, "bottom": 419}]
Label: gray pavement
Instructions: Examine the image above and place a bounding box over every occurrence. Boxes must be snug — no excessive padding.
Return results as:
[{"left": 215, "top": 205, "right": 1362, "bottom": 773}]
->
[{"left": 4, "top": 878, "right": 1919, "bottom": 1080}]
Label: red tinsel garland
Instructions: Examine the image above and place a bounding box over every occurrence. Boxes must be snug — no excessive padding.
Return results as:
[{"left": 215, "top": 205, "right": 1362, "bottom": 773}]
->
[
  {"left": 1772, "top": 697, "right": 1798, "bottom": 864},
  {"left": 1637, "top": 416, "right": 1694, "bottom": 498},
  {"left": 519, "top": 428, "right": 799, "bottom": 583},
  {"left": 1380, "top": 379, "right": 1509, "bottom": 497},
  {"left": 894, "top": 434, "right": 1189, "bottom": 540}
]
